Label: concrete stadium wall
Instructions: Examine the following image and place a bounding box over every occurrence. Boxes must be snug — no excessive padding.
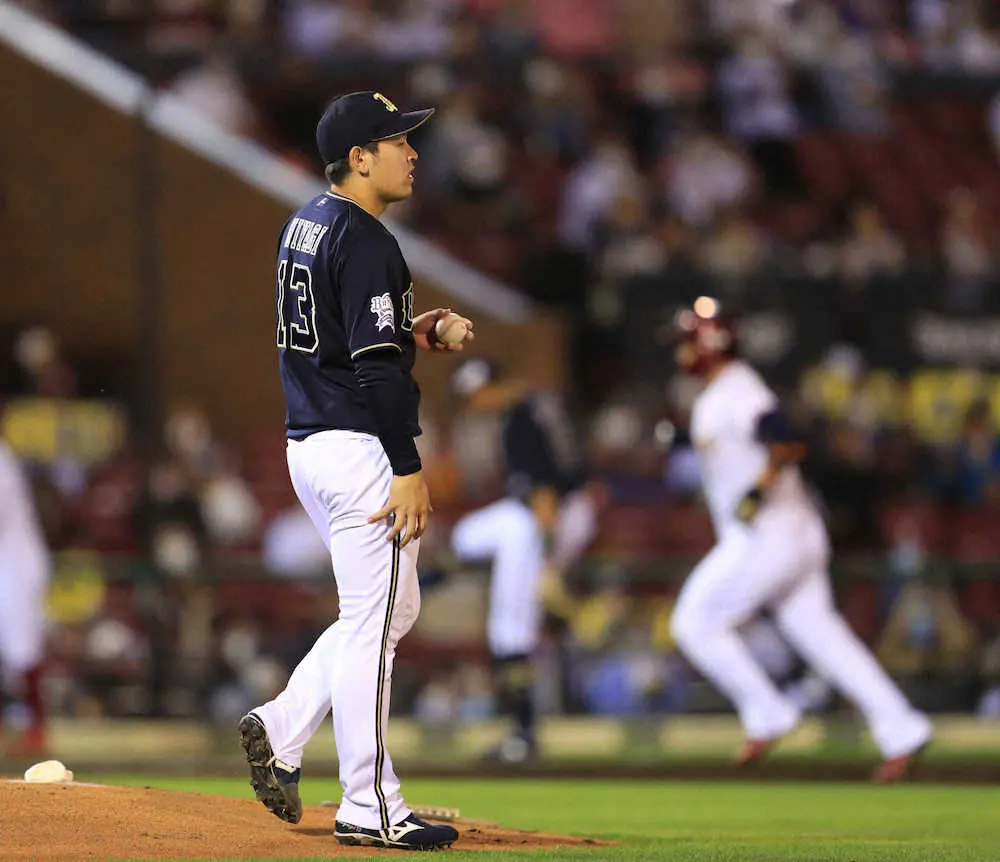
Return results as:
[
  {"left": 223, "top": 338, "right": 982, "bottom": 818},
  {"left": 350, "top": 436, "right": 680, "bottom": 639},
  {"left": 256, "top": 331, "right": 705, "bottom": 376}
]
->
[{"left": 0, "top": 44, "right": 566, "bottom": 444}]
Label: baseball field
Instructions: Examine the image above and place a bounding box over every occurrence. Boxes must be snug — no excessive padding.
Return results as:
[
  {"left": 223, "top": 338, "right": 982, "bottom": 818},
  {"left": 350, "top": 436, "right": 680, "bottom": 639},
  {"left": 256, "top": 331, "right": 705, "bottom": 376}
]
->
[{"left": 4, "top": 773, "right": 997, "bottom": 861}]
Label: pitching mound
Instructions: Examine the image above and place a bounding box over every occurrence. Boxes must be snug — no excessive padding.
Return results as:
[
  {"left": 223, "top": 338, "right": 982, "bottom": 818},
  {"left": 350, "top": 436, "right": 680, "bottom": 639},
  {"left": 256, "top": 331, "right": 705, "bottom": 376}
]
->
[{"left": 0, "top": 781, "right": 603, "bottom": 859}]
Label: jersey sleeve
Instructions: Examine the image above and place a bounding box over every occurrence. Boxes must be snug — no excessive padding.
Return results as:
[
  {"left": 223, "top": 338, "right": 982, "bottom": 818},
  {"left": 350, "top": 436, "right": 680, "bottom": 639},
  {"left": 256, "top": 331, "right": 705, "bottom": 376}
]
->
[
  {"left": 690, "top": 398, "right": 719, "bottom": 451},
  {"left": 737, "top": 376, "right": 779, "bottom": 439},
  {"left": 337, "top": 228, "right": 405, "bottom": 360}
]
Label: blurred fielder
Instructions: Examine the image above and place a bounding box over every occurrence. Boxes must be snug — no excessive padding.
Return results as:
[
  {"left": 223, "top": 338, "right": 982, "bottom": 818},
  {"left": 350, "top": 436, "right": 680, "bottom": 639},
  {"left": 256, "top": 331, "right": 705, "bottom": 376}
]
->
[
  {"left": 669, "top": 299, "right": 931, "bottom": 782},
  {"left": 450, "top": 359, "right": 598, "bottom": 764},
  {"left": 0, "top": 440, "right": 51, "bottom": 756},
  {"left": 239, "top": 90, "right": 471, "bottom": 851}
]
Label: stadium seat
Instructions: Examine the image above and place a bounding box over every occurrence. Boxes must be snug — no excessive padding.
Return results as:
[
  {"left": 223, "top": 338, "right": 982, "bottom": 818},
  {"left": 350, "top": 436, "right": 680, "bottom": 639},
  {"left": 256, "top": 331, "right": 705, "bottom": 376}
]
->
[
  {"left": 951, "top": 510, "right": 1000, "bottom": 562},
  {"left": 879, "top": 504, "right": 950, "bottom": 557},
  {"left": 591, "top": 503, "right": 714, "bottom": 558},
  {"left": 795, "top": 132, "right": 852, "bottom": 206}
]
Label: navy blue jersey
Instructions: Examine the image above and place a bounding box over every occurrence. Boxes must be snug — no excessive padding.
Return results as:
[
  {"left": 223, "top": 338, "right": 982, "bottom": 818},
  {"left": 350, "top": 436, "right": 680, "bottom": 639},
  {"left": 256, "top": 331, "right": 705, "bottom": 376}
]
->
[
  {"left": 502, "top": 392, "right": 586, "bottom": 499},
  {"left": 276, "top": 192, "right": 420, "bottom": 439}
]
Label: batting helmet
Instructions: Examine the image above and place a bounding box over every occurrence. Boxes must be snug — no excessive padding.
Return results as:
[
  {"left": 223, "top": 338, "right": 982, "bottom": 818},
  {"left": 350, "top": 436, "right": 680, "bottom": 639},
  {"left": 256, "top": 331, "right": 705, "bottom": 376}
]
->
[{"left": 674, "top": 296, "right": 738, "bottom": 376}]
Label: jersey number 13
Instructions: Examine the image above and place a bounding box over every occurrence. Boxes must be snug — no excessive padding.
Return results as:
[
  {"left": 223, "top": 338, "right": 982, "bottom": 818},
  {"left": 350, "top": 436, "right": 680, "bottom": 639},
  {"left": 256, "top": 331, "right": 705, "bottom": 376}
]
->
[{"left": 276, "top": 261, "right": 318, "bottom": 353}]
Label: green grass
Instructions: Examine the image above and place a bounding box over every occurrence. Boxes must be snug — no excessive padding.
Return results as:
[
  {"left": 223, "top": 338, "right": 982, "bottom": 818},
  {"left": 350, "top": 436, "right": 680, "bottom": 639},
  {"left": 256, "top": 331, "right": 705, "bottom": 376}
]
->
[{"left": 93, "top": 775, "right": 999, "bottom": 861}]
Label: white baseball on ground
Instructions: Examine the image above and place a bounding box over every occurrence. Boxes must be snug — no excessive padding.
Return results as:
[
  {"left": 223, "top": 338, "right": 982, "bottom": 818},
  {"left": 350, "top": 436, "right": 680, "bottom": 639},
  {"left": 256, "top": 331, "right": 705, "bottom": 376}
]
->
[
  {"left": 434, "top": 312, "right": 469, "bottom": 345},
  {"left": 24, "top": 760, "right": 73, "bottom": 783}
]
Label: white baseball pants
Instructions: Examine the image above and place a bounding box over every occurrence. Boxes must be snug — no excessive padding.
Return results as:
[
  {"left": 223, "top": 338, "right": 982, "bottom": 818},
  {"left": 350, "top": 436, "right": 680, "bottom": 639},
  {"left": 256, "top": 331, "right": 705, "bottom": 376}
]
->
[
  {"left": 254, "top": 431, "right": 420, "bottom": 830},
  {"left": 670, "top": 504, "right": 931, "bottom": 759},
  {"left": 0, "top": 542, "right": 49, "bottom": 680},
  {"left": 451, "top": 489, "right": 597, "bottom": 658},
  {"left": 452, "top": 497, "right": 544, "bottom": 658}
]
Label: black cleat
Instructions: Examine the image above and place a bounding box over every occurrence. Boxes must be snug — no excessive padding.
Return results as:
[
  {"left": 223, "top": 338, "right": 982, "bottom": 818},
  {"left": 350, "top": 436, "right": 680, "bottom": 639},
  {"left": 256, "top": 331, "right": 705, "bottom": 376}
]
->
[
  {"left": 238, "top": 713, "right": 303, "bottom": 824},
  {"left": 335, "top": 813, "right": 459, "bottom": 851}
]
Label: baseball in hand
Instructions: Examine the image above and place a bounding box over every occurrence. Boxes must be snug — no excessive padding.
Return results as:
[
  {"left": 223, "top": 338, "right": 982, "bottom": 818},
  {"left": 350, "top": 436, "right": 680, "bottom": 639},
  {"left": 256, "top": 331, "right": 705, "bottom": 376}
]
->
[{"left": 434, "top": 312, "right": 470, "bottom": 345}]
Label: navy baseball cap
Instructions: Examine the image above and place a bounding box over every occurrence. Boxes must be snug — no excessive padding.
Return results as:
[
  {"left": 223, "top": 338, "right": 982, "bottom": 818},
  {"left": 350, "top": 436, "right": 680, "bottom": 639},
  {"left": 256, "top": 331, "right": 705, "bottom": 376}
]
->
[{"left": 316, "top": 91, "right": 435, "bottom": 165}]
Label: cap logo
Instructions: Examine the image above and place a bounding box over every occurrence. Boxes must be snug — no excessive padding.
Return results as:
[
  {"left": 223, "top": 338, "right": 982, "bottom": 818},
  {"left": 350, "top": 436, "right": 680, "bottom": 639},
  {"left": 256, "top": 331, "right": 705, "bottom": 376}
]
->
[{"left": 373, "top": 92, "right": 398, "bottom": 112}]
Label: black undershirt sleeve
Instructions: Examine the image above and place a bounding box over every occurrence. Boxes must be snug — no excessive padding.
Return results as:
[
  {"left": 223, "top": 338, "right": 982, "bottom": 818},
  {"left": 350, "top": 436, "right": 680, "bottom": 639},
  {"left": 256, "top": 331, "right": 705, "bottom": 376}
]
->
[{"left": 354, "top": 350, "right": 422, "bottom": 476}]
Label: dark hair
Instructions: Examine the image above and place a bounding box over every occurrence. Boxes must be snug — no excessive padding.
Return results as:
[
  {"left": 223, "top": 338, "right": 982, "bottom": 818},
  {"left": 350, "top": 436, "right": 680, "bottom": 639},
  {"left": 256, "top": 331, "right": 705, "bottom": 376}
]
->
[{"left": 325, "top": 141, "right": 380, "bottom": 185}]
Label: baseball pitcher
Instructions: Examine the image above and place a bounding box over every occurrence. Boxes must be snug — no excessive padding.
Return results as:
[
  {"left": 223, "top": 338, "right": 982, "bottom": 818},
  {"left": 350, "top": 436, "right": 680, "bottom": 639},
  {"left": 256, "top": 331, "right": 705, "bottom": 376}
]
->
[{"left": 239, "top": 91, "right": 472, "bottom": 850}]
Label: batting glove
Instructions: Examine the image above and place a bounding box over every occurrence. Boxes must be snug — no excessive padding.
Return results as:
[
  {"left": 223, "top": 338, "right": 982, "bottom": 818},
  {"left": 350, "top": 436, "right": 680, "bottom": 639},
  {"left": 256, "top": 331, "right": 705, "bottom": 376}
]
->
[{"left": 735, "top": 486, "right": 764, "bottom": 524}]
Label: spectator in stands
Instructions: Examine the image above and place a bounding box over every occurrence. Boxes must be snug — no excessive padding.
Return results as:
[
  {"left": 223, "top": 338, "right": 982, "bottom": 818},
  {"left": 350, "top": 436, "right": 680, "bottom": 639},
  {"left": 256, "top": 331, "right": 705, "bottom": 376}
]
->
[
  {"left": 716, "top": 27, "right": 801, "bottom": 198},
  {"left": 373, "top": 0, "right": 452, "bottom": 61},
  {"left": 666, "top": 129, "right": 755, "bottom": 230},
  {"left": 809, "top": 419, "right": 883, "bottom": 554},
  {"left": 134, "top": 458, "right": 207, "bottom": 576},
  {"left": 595, "top": 193, "right": 667, "bottom": 285},
  {"left": 168, "top": 50, "right": 260, "bottom": 136},
  {"left": 282, "top": 0, "right": 374, "bottom": 57},
  {"left": 418, "top": 85, "right": 509, "bottom": 204},
  {"left": 954, "top": 3, "right": 1000, "bottom": 74},
  {"left": 838, "top": 200, "right": 906, "bottom": 283},
  {"left": 708, "top": 0, "right": 792, "bottom": 44},
  {"left": 81, "top": 613, "right": 151, "bottom": 717},
  {"left": 200, "top": 471, "right": 261, "bottom": 547},
  {"left": 164, "top": 404, "right": 224, "bottom": 479},
  {"left": 566, "top": 583, "right": 638, "bottom": 715},
  {"left": 623, "top": 48, "right": 709, "bottom": 161},
  {"left": 481, "top": 0, "right": 539, "bottom": 72},
  {"left": 877, "top": 579, "right": 978, "bottom": 680},
  {"left": 698, "top": 206, "right": 768, "bottom": 291},
  {"left": 413, "top": 668, "right": 461, "bottom": 725},
  {"left": 558, "top": 133, "right": 641, "bottom": 251},
  {"left": 934, "top": 399, "right": 1000, "bottom": 508},
  {"left": 914, "top": 0, "right": 1000, "bottom": 73},
  {"left": 910, "top": 0, "right": 959, "bottom": 70},
  {"left": 161, "top": 404, "right": 260, "bottom": 548},
  {"left": 211, "top": 614, "right": 289, "bottom": 723},
  {"left": 262, "top": 504, "right": 330, "bottom": 578},
  {"left": 11, "top": 326, "right": 77, "bottom": 399},
  {"left": 797, "top": 4, "right": 891, "bottom": 134},
  {"left": 455, "top": 662, "right": 494, "bottom": 720},
  {"left": 587, "top": 402, "right": 664, "bottom": 504},
  {"left": 876, "top": 422, "right": 935, "bottom": 502},
  {"left": 371, "top": 0, "right": 452, "bottom": 61},
  {"left": 521, "top": 58, "right": 592, "bottom": 163},
  {"left": 940, "top": 186, "right": 997, "bottom": 313}
]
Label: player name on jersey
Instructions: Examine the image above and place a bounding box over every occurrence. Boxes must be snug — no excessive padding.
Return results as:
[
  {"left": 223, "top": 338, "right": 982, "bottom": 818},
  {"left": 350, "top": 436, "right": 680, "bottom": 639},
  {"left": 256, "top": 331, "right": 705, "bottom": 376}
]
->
[{"left": 283, "top": 217, "right": 330, "bottom": 257}]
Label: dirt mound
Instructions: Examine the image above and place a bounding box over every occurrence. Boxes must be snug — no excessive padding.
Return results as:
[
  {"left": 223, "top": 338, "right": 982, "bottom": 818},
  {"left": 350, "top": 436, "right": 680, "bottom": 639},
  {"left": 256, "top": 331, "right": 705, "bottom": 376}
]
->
[{"left": 0, "top": 781, "right": 602, "bottom": 859}]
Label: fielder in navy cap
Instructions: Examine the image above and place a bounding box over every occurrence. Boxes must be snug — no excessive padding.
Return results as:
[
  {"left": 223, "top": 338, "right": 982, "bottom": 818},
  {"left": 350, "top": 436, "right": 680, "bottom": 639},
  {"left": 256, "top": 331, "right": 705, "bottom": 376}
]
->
[
  {"left": 241, "top": 86, "right": 472, "bottom": 851},
  {"left": 316, "top": 90, "right": 435, "bottom": 180}
]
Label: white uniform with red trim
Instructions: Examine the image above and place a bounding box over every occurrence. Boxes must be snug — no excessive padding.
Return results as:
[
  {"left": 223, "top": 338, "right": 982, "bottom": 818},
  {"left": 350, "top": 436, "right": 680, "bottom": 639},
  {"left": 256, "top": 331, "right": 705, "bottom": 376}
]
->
[
  {"left": 670, "top": 361, "right": 931, "bottom": 757},
  {"left": 0, "top": 442, "right": 50, "bottom": 681}
]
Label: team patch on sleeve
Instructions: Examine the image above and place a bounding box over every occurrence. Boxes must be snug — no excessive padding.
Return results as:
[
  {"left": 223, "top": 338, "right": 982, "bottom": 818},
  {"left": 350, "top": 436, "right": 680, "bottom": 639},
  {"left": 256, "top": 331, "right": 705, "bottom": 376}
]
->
[{"left": 370, "top": 293, "right": 396, "bottom": 332}]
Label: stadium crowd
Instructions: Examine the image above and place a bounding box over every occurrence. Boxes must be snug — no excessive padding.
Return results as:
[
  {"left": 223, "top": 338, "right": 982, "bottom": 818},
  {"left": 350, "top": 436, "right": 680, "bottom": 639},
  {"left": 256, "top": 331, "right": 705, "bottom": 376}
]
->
[
  {"left": 19, "top": 1, "right": 1000, "bottom": 397},
  {"left": 4, "top": 0, "right": 1000, "bottom": 728}
]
